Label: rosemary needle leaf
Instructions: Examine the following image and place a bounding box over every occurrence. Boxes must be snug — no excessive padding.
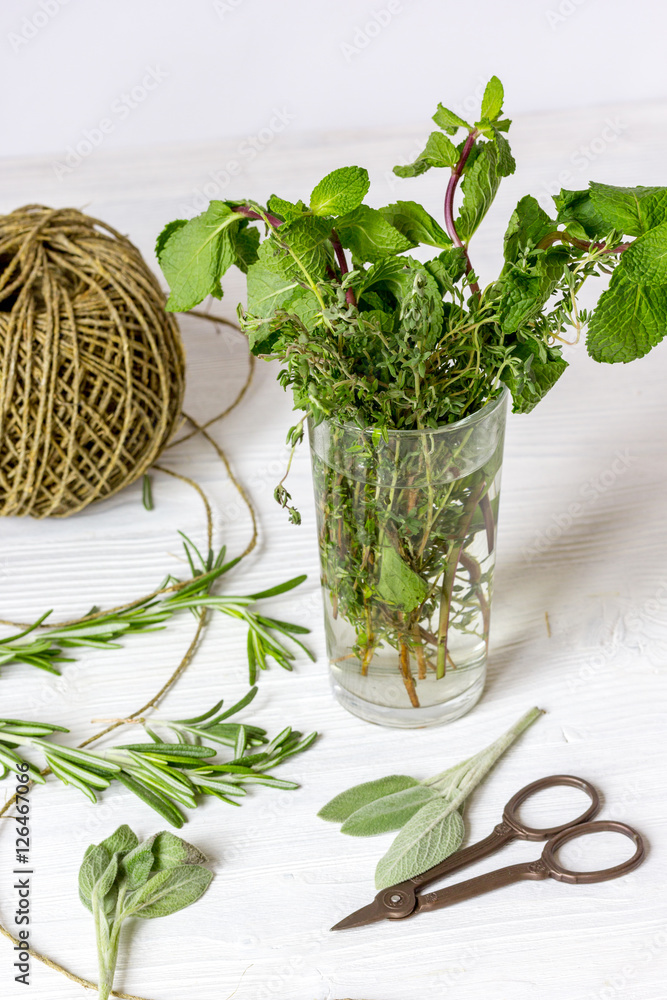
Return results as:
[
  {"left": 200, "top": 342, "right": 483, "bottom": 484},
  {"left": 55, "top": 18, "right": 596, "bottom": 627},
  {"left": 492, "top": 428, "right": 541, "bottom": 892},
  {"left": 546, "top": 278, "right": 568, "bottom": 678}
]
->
[
  {"left": 247, "top": 574, "right": 308, "bottom": 600},
  {"left": 175, "top": 700, "right": 226, "bottom": 726},
  {"left": 210, "top": 685, "right": 259, "bottom": 723},
  {"left": 116, "top": 773, "right": 186, "bottom": 828},
  {"left": 142, "top": 474, "right": 154, "bottom": 511},
  {"left": 116, "top": 744, "right": 215, "bottom": 758}
]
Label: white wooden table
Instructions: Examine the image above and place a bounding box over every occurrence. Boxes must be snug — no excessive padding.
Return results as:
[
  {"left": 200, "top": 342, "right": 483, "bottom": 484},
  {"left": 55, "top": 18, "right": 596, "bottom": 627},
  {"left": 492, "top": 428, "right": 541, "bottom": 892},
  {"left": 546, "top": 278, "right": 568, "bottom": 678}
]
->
[{"left": 1, "top": 103, "right": 666, "bottom": 1000}]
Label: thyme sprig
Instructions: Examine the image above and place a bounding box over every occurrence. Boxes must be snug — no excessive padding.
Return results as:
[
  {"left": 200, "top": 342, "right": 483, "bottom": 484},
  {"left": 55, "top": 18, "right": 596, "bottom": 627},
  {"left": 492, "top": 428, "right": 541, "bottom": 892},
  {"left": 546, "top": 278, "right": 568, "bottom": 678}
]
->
[
  {"left": 0, "top": 687, "right": 317, "bottom": 827},
  {"left": 0, "top": 532, "right": 313, "bottom": 684}
]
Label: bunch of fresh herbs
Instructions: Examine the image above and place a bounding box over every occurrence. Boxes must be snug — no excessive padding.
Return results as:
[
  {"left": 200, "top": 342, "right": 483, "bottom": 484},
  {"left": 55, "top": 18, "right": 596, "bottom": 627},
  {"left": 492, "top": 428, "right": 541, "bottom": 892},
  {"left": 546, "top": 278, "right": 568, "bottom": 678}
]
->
[{"left": 155, "top": 77, "right": 667, "bottom": 708}]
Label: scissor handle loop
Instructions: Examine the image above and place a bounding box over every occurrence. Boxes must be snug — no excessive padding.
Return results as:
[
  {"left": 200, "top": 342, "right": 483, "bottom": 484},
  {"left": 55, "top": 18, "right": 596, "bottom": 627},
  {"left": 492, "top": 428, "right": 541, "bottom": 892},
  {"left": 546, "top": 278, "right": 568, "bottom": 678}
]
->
[
  {"left": 542, "top": 819, "right": 646, "bottom": 884},
  {"left": 502, "top": 774, "right": 600, "bottom": 841}
]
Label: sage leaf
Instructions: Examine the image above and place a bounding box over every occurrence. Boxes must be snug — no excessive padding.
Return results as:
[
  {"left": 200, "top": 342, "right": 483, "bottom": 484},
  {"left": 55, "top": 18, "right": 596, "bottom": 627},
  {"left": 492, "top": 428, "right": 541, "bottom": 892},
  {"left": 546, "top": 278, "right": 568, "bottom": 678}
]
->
[
  {"left": 80, "top": 826, "right": 212, "bottom": 1000},
  {"left": 318, "top": 775, "right": 419, "bottom": 822},
  {"left": 79, "top": 844, "right": 111, "bottom": 911},
  {"left": 120, "top": 838, "right": 156, "bottom": 889},
  {"left": 151, "top": 831, "right": 208, "bottom": 870},
  {"left": 340, "top": 785, "right": 439, "bottom": 837},
  {"left": 377, "top": 544, "right": 428, "bottom": 613},
  {"left": 125, "top": 864, "right": 213, "bottom": 919},
  {"left": 375, "top": 799, "right": 465, "bottom": 890},
  {"left": 99, "top": 826, "right": 140, "bottom": 859}
]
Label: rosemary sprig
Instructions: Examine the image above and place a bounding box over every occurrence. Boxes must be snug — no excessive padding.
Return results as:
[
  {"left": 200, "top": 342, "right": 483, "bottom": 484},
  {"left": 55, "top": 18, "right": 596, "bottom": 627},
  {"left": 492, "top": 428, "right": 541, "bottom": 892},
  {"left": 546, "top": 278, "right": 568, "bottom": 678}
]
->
[
  {"left": 0, "top": 688, "right": 317, "bottom": 827},
  {"left": 0, "top": 531, "right": 314, "bottom": 684}
]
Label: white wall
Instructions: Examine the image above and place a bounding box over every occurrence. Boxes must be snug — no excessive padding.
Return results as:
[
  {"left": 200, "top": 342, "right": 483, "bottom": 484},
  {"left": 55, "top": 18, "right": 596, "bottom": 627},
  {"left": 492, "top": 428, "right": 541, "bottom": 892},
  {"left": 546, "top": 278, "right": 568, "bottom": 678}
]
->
[{"left": 0, "top": 0, "right": 665, "bottom": 159}]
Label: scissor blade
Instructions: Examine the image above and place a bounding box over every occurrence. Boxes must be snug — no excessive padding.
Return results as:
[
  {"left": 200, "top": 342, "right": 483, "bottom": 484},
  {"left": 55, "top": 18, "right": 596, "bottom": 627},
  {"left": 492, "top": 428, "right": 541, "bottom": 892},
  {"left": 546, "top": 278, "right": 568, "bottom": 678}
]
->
[{"left": 331, "top": 899, "right": 386, "bottom": 931}]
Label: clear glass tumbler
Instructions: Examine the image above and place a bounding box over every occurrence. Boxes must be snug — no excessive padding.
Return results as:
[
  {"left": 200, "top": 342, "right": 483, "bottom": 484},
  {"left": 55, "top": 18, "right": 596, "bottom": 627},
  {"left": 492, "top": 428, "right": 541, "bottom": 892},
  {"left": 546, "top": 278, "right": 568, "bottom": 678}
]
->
[{"left": 309, "top": 388, "right": 508, "bottom": 728}]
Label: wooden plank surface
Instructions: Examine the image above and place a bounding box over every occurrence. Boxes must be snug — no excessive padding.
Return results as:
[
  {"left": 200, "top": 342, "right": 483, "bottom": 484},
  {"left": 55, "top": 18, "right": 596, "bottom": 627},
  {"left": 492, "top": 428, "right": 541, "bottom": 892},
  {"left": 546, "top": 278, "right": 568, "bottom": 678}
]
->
[{"left": 1, "top": 103, "right": 666, "bottom": 1000}]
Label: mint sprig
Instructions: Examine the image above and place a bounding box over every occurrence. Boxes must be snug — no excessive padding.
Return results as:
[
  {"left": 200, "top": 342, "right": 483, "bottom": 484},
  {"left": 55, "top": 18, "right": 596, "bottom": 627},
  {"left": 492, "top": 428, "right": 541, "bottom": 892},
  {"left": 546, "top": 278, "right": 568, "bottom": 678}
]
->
[{"left": 155, "top": 74, "right": 667, "bottom": 481}]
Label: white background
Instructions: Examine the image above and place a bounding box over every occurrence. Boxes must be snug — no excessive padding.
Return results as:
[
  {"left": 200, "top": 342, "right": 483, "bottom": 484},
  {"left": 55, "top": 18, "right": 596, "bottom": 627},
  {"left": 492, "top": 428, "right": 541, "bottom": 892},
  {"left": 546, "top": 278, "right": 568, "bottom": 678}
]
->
[
  {"left": 1, "top": 0, "right": 666, "bottom": 159},
  {"left": 1, "top": 3, "right": 667, "bottom": 1000}
]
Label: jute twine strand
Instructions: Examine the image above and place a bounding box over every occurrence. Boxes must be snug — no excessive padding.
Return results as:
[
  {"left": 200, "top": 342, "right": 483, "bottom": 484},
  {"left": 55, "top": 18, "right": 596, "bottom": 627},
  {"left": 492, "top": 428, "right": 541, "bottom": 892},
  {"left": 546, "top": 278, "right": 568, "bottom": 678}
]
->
[{"left": 0, "top": 205, "right": 185, "bottom": 517}]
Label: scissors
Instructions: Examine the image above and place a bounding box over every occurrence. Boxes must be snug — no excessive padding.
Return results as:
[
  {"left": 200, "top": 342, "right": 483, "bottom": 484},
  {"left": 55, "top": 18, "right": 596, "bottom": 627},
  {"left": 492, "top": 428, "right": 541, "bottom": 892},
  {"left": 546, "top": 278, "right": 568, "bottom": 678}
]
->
[{"left": 332, "top": 774, "right": 646, "bottom": 931}]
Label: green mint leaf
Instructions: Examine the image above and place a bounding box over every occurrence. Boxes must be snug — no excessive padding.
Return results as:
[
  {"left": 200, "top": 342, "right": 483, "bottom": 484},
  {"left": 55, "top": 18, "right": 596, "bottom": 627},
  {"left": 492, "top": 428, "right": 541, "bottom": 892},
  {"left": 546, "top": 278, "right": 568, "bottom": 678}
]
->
[
  {"left": 318, "top": 775, "right": 418, "bottom": 822},
  {"left": 480, "top": 76, "right": 504, "bottom": 121},
  {"left": 246, "top": 263, "right": 301, "bottom": 318},
  {"left": 155, "top": 219, "right": 187, "bottom": 260},
  {"left": 553, "top": 188, "right": 609, "bottom": 239},
  {"left": 243, "top": 263, "right": 320, "bottom": 352},
  {"left": 79, "top": 844, "right": 111, "bottom": 912},
  {"left": 503, "top": 195, "right": 556, "bottom": 263},
  {"left": 158, "top": 201, "right": 242, "bottom": 312},
  {"left": 336, "top": 205, "right": 415, "bottom": 263},
  {"left": 504, "top": 339, "right": 568, "bottom": 414},
  {"left": 589, "top": 182, "right": 667, "bottom": 237},
  {"left": 375, "top": 799, "right": 465, "bottom": 890},
  {"left": 456, "top": 142, "right": 500, "bottom": 242},
  {"left": 151, "top": 831, "right": 208, "bottom": 870},
  {"left": 497, "top": 268, "right": 559, "bottom": 334},
  {"left": 432, "top": 103, "right": 469, "bottom": 135},
  {"left": 258, "top": 216, "right": 332, "bottom": 282},
  {"left": 376, "top": 543, "right": 429, "bottom": 612},
  {"left": 340, "top": 785, "right": 438, "bottom": 836},
  {"left": 98, "top": 824, "right": 139, "bottom": 858},
  {"left": 586, "top": 268, "right": 667, "bottom": 362},
  {"left": 267, "top": 194, "right": 308, "bottom": 223},
  {"left": 393, "top": 131, "right": 458, "bottom": 178},
  {"left": 618, "top": 220, "right": 667, "bottom": 285},
  {"left": 125, "top": 864, "right": 213, "bottom": 919},
  {"left": 423, "top": 247, "right": 467, "bottom": 295},
  {"left": 233, "top": 225, "right": 260, "bottom": 273},
  {"left": 310, "top": 166, "right": 370, "bottom": 216},
  {"left": 379, "top": 200, "right": 452, "bottom": 249},
  {"left": 490, "top": 126, "right": 516, "bottom": 177}
]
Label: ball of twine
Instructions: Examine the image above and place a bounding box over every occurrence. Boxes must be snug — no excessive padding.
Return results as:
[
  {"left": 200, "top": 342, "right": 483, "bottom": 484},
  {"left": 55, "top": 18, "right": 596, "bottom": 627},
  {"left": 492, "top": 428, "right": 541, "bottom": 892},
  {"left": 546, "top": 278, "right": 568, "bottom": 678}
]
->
[{"left": 0, "top": 205, "right": 185, "bottom": 517}]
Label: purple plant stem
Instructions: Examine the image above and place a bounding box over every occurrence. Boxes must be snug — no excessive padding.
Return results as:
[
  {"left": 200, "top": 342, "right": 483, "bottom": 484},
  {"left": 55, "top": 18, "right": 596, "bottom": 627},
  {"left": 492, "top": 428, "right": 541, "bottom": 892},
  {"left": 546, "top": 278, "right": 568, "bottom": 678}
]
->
[
  {"left": 444, "top": 129, "right": 480, "bottom": 296},
  {"left": 231, "top": 204, "right": 283, "bottom": 228},
  {"left": 537, "top": 231, "right": 631, "bottom": 254},
  {"left": 330, "top": 228, "right": 357, "bottom": 306}
]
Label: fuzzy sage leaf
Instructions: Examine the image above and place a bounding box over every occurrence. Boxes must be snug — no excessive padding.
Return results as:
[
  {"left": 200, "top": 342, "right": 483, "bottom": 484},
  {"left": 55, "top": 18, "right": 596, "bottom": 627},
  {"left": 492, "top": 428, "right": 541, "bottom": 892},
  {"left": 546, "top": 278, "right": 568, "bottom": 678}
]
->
[
  {"left": 318, "top": 775, "right": 419, "bottom": 823},
  {"left": 80, "top": 825, "right": 212, "bottom": 1000},
  {"left": 374, "top": 707, "right": 544, "bottom": 888}
]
